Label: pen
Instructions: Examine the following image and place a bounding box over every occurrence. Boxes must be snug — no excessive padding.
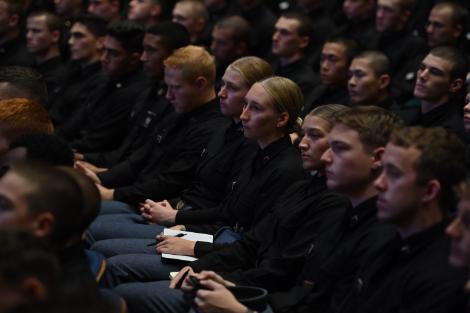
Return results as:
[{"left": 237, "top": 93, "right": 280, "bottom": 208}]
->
[{"left": 146, "top": 233, "right": 186, "bottom": 246}]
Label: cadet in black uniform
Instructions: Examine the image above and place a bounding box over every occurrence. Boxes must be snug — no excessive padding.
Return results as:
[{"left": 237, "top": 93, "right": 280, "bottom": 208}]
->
[
  {"left": 69, "top": 20, "right": 150, "bottom": 153},
  {"left": 0, "top": 0, "right": 35, "bottom": 67},
  {"left": 50, "top": 15, "right": 107, "bottom": 135},
  {"left": 26, "top": 11, "right": 66, "bottom": 109},
  {"left": 270, "top": 12, "right": 317, "bottom": 103},
  {"left": 339, "top": 127, "right": 467, "bottom": 313},
  {"left": 76, "top": 22, "right": 189, "bottom": 169},
  {"left": 87, "top": 56, "right": 273, "bottom": 251}
]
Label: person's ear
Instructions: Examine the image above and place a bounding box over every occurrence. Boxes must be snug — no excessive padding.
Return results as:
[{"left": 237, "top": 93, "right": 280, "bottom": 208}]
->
[
  {"left": 449, "top": 78, "right": 464, "bottom": 94},
  {"left": 8, "top": 14, "right": 19, "bottom": 28},
  {"left": 111, "top": 0, "right": 120, "bottom": 15},
  {"left": 32, "top": 212, "right": 55, "bottom": 239},
  {"left": 400, "top": 9, "right": 411, "bottom": 26},
  {"left": 51, "top": 30, "right": 61, "bottom": 44},
  {"left": 422, "top": 179, "right": 440, "bottom": 204},
  {"left": 95, "top": 36, "right": 105, "bottom": 52},
  {"left": 150, "top": 3, "right": 162, "bottom": 18},
  {"left": 299, "top": 35, "right": 310, "bottom": 50},
  {"left": 129, "top": 51, "right": 141, "bottom": 65},
  {"left": 195, "top": 76, "right": 208, "bottom": 90},
  {"left": 21, "top": 277, "right": 47, "bottom": 301},
  {"left": 234, "top": 41, "right": 248, "bottom": 56},
  {"left": 194, "top": 17, "right": 206, "bottom": 33},
  {"left": 378, "top": 74, "right": 391, "bottom": 90},
  {"left": 371, "top": 146, "right": 385, "bottom": 171},
  {"left": 452, "top": 24, "right": 463, "bottom": 39},
  {"left": 276, "top": 112, "right": 289, "bottom": 129}
]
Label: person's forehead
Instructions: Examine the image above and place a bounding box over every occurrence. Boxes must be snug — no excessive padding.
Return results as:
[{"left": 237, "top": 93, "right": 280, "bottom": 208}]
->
[
  {"left": 71, "top": 22, "right": 93, "bottom": 35},
  {"left": 144, "top": 33, "right": 162, "bottom": 47},
  {"left": 174, "top": 2, "right": 192, "bottom": 15},
  {"left": 27, "top": 14, "right": 48, "bottom": 25},
  {"left": 322, "top": 42, "right": 347, "bottom": 57},
  {"left": 351, "top": 57, "right": 374, "bottom": 71},
  {"left": 104, "top": 35, "right": 125, "bottom": 50},
  {"left": 213, "top": 26, "right": 234, "bottom": 40},
  {"left": 245, "top": 83, "right": 270, "bottom": 102},
  {"left": 0, "top": 172, "right": 31, "bottom": 198},
  {"left": 276, "top": 16, "right": 300, "bottom": 32},
  {"left": 330, "top": 123, "right": 361, "bottom": 143},
  {"left": 384, "top": 142, "right": 420, "bottom": 167},
  {"left": 430, "top": 5, "right": 454, "bottom": 22},
  {"left": 378, "top": 0, "right": 401, "bottom": 10},
  {"left": 423, "top": 54, "right": 453, "bottom": 73}
]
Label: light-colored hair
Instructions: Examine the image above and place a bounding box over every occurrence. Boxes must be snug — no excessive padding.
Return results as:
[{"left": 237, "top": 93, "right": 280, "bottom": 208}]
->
[
  {"left": 308, "top": 104, "right": 349, "bottom": 131},
  {"left": 390, "top": 126, "right": 465, "bottom": 210},
  {"left": 335, "top": 105, "right": 402, "bottom": 150},
  {"left": 257, "top": 76, "right": 303, "bottom": 133},
  {"left": 228, "top": 56, "right": 273, "bottom": 88},
  {"left": 164, "top": 45, "right": 216, "bottom": 86},
  {"left": 176, "top": 0, "right": 208, "bottom": 21}
]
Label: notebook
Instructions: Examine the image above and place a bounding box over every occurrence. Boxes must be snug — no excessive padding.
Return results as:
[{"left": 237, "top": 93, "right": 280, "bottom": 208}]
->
[{"left": 161, "top": 228, "right": 213, "bottom": 262}]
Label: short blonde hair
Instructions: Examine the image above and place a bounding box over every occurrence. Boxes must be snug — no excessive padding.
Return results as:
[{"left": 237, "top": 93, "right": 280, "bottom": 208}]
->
[
  {"left": 228, "top": 56, "right": 273, "bottom": 88},
  {"left": 257, "top": 76, "right": 303, "bottom": 133},
  {"left": 164, "top": 45, "right": 216, "bottom": 86}
]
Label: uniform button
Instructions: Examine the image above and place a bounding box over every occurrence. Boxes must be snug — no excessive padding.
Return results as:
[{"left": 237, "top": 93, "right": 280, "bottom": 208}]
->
[{"left": 307, "top": 243, "right": 315, "bottom": 255}]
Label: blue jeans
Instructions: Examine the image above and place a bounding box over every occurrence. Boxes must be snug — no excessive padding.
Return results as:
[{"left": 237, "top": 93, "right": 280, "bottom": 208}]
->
[
  {"left": 114, "top": 280, "right": 274, "bottom": 313},
  {"left": 102, "top": 253, "right": 181, "bottom": 288}
]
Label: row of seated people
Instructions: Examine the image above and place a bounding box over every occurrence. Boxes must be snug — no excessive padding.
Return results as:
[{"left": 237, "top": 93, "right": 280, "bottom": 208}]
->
[
  {"left": 0, "top": 1, "right": 469, "bottom": 313},
  {"left": 0, "top": 69, "right": 469, "bottom": 313},
  {"left": 2, "top": 35, "right": 470, "bottom": 312},
  {"left": 1, "top": 0, "right": 469, "bottom": 115}
]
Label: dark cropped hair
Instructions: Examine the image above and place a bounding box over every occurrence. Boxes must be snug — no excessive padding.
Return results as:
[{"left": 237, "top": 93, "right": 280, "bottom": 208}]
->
[
  {"left": 434, "top": 1, "right": 468, "bottom": 30},
  {"left": 28, "top": 10, "right": 63, "bottom": 32},
  {"left": 73, "top": 14, "right": 107, "bottom": 37},
  {"left": 354, "top": 50, "right": 390, "bottom": 77},
  {"left": 281, "top": 11, "right": 314, "bottom": 49},
  {"left": 9, "top": 162, "right": 84, "bottom": 246},
  {"left": 389, "top": 126, "right": 466, "bottom": 211},
  {"left": 147, "top": 21, "right": 190, "bottom": 54},
  {"left": 325, "top": 36, "right": 360, "bottom": 63},
  {"left": 215, "top": 15, "right": 251, "bottom": 45},
  {"left": 429, "top": 46, "right": 470, "bottom": 83},
  {"left": 107, "top": 20, "right": 145, "bottom": 53},
  {"left": 0, "top": 66, "right": 48, "bottom": 106}
]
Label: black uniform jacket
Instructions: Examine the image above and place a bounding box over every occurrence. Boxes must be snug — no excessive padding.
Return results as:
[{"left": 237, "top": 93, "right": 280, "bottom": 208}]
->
[
  {"left": 175, "top": 136, "right": 307, "bottom": 256},
  {"left": 176, "top": 120, "right": 257, "bottom": 212},
  {"left": 399, "top": 98, "right": 465, "bottom": 139},
  {"left": 83, "top": 83, "right": 173, "bottom": 168},
  {"left": 342, "top": 220, "right": 467, "bottom": 313},
  {"left": 99, "top": 98, "right": 230, "bottom": 205},
  {"left": 272, "top": 58, "right": 317, "bottom": 104},
  {"left": 0, "top": 36, "right": 35, "bottom": 67},
  {"left": 269, "top": 196, "right": 397, "bottom": 313},
  {"left": 52, "top": 61, "right": 104, "bottom": 136},
  {"left": 190, "top": 175, "right": 350, "bottom": 292},
  {"left": 70, "top": 69, "right": 150, "bottom": 153}
]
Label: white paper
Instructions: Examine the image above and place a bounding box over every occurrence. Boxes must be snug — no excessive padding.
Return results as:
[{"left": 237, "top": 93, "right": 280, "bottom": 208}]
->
[{"left": 161, "top": 228, "right": 213, "bottom": 262}]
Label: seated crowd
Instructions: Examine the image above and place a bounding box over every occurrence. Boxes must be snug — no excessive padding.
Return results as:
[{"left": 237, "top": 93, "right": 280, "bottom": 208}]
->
[{"left": 0, "top": 0, "right": 470, "bottom": 312}]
